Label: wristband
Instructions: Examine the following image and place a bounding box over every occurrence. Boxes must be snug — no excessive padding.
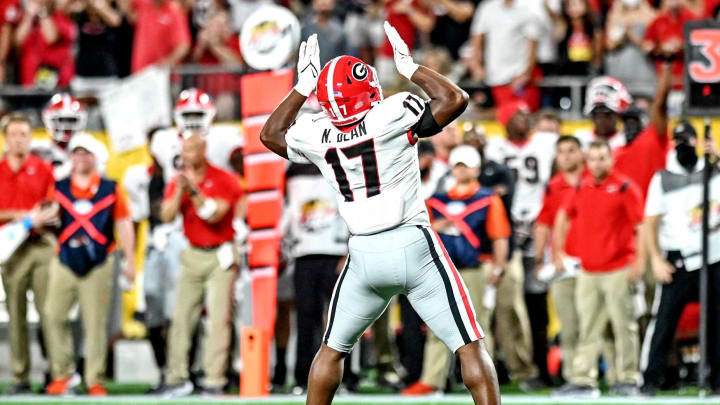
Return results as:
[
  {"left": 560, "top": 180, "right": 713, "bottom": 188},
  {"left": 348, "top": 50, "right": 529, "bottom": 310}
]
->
[
  {"left": 398, "top": 62, "right": 419, "bottom": 81},
  {"left": 197, "top": 198, "right": 217, "bottom": 220},
  {"left": 22, "top": 215, "right": 33, "bottom": 231},
  {"left": 492, "top": 267, "right": 503, "bottom": 277}
]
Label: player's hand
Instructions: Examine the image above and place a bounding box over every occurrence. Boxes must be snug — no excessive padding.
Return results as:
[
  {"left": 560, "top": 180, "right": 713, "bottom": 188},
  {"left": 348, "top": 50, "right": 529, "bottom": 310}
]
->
[
  {"left": 30, "top": 203, "right": 59, "bottom": 229},
  {"left": 652, "top": 255, "right": 675, "bottom": 284},
  {"left": 533, "top": 261, "right": 543, "bottom": 279},
  {"left": 510, "top": 71, "right": 531, "bottom": 91},
  {"left": 468, "top": 61, "right": 486, "bottom": 83},
  {"left": 431, "top": 218, "right": 452, "bottom": 233},
  {"left": 627, "top": 259, "right": 644, "bottom": 282},
  {"left": 123, "top": 259, "right": 136, "bottom": 284},
  {"left": 177, "top": 173, "right": 191, "bottom": 192},
  {"left": 294, "top": 33, "right": 321, "bottom": 97},
  {"left": 704, "top": 137, "right": 718, "bottom": 158},
  {"left": 383, "top": 21, "right": 419, "bottom": 80},
  {"left": 488, "top": 267, "right": 503, "bottom": 287}
]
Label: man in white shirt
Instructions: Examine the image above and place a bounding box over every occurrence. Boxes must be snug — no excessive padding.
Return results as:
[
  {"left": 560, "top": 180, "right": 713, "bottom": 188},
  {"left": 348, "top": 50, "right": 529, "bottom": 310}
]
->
[
  {"left": 640, "top": 123, "right": 720, "bottom": 396},
  {"left": 468, "top": 0, "right": 542, "bottom": 111}
]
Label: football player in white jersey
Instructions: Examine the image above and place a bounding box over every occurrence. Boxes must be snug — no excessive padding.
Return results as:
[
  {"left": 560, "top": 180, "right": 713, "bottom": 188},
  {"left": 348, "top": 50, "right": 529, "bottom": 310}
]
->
[
  {"left": 33, "top": 93, "right": 108, "bottom": 179},
  {"left": 574, "top": 76, "right": 633, "bottom": 151},
  {"left": 150, "top": 88, "right": 245, "bottom": 183},
  {"left": 261, "top": 24, "right": 500, "bottom": 405},
  {"left": 485, "top": 101, "right": 558, "bottom": 387},
  {"left": 485, "top": 101, "right": 557, "bottom": 228}
]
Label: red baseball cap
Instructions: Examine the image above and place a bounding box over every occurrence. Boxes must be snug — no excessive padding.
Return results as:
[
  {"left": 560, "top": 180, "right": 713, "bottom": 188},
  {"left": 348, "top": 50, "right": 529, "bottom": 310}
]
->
[{"left": 496, "top": 100, "right": 530, "bottom": 127}]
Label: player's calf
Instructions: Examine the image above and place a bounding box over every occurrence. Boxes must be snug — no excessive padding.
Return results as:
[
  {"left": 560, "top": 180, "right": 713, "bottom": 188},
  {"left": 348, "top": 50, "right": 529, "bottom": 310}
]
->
[
  {"left": 306, "top": 344, "right": 347, "bottom": 405},
  {"left": 457, "top": 340, "right": 501, "bottom": 405}
]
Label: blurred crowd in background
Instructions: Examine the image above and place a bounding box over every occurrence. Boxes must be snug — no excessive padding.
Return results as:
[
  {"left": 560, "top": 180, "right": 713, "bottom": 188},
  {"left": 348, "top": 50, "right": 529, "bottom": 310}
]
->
[
  {"left": 1, "top": 0, "right": 720, "bottom": 400},
  {"left": 0, "top": 0, "right": 720, "bottom": 116}
]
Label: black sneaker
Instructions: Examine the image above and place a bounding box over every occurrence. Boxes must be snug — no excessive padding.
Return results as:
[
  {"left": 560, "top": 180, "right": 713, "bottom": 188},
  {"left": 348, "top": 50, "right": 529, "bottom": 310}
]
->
[
  {"left": 552, "top": 383, "right": 600, "bottom": 398},
  {"left": 519, "top": 377, "right": 548, "bottom": 392},
  {"left": 4, "top": 383, "right": 31, "bottom": 395},
  {"left": 199, "top": 386, "right": 224, "bottom": 396},
  {"left": 145, "top": 384, "right": 167, "bottom": 394},
  {"left": 640, "top": 384, "right": 658, "bottom": 397},
  {"left": 610, "top": 383, "right": 639, "bottom": 396}
]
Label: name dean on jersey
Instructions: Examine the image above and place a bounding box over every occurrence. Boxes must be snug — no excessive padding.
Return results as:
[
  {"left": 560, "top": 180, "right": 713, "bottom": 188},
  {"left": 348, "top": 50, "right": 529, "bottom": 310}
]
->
[{"left": 321, "top": 120, "right": 368, "bottom": 144}]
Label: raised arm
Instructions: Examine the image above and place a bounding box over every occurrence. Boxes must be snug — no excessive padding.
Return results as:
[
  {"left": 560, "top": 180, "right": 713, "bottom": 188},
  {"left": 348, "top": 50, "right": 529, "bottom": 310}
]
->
[
  {"left": 260, "top": 34, "right": 320, "bottom": 160},
  {"left": 649, "top": 61, "right": 672, "bottom": 137},
  {"left": 384, "top": 21, "right": 469, "bottom": 130}
]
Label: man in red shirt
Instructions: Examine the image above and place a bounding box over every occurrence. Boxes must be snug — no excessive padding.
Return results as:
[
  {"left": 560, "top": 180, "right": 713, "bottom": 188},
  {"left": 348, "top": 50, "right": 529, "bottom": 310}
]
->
[
  {"left": 614, "top": 61, "right": 672, "bottom": 198},
  {"left": 643, "top": 0, "right": 699, "bottom": 88},
  {"left": 130, "top": 0, "right": 191, "bottom": 73},
  {"left": 160, "top": 131, "right": 243, "bottom": 397},
  {"left": 553, "top": 141, "right": 645, "bottom": 397},
  {"left": 14, "top": 0, "right": 76, "bottom": 87},
  {"left": 191, "top": 10, "right": 241, "bottom": 66},
  {"left": 0, "top": 113, "right": 57, "bottom": 395},
  {"left": 533, "top": 135, "right": 584, "bottom": 384}
]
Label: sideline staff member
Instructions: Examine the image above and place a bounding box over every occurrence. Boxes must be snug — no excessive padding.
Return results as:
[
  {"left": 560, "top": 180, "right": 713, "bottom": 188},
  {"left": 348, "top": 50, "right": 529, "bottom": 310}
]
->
[
  {"left": 160, "top": 131, "right": 243, "bottom": 396},
  {"left": 554, "top": 140, "right": 645, "bottom": 397},
  {"left": 45, "top": 134, "right": 136, "bottom": 396},
  {"left": 0, "top": 113, "right": 57, "bottom": 395},
  {"left": 641, "top": 123, "right": 720, "bottom": 395}
]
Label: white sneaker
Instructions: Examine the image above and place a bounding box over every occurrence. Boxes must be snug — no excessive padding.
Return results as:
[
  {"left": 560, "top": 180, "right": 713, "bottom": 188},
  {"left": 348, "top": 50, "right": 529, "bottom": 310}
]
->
[{"left": 162, "top": 380, "right": 194, "bottom": 398}]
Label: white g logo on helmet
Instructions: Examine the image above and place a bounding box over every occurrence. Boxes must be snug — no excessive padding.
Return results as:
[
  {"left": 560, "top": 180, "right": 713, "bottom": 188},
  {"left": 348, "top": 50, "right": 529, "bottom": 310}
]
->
[{"left": 352, "top": 63, "right": 368, "bottom": 81}]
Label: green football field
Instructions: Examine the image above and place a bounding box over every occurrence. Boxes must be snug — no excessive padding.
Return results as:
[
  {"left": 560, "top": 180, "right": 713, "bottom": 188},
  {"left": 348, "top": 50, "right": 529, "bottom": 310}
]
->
[
  {"left": 0, "top": 383, "right": 717, "bottom": 405},
  {"left": 0, "top": 394, "right": 719, "bottom": 405}
]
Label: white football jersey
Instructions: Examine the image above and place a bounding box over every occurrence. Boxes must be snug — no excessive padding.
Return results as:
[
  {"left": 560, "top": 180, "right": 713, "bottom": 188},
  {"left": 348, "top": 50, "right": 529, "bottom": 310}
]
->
[
  {"left": 484, "top": 131, "right": 557, "bottom": 222},
  {"left": 150, "top": 125, "right": 244, "bottom": 183},
  {"left": 123, "top": 164, "right": 152, "bottom": 222},
  {"left": 285, "top": 92, "right": 430, "bottom": 235}
]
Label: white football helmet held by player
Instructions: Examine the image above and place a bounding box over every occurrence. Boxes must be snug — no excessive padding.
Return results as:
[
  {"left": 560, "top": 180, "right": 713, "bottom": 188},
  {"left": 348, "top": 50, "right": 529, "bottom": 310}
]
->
[
  {"left": 174, "top": 88, "right": 217, "bottom": 132},
  {"left": 583, "top": 76, "right": 632, "bottom": 116},
  {"left": 42, "top": 93, "right": 87, "bottom": 145}
]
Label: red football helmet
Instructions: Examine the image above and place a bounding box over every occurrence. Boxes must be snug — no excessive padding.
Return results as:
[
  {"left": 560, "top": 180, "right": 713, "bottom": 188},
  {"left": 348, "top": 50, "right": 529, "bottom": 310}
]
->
[
  {"left": 42, "top": 93, "right": 87, "bottom": 144},
  {"left": 315, "top": 56, "right": 383, "bottom": 127},
  {"left": 174, "top": 88, "right": 216, "bottom": 132}
]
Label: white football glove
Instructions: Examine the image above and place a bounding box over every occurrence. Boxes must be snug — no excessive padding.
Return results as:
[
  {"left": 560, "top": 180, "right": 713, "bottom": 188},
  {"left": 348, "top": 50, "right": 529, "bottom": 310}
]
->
[
  {"left": 383, "top": 21, "right": 419, "bottom": 80},
  {"left": 294, "top": 33, "right": 321, "bottom": 97}
]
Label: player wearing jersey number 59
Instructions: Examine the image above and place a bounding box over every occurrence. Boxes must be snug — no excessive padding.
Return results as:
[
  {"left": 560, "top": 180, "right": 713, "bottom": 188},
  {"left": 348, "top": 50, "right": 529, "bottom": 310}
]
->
[{"left": 261, "top": 24, "right": 500, "bottom": 405}]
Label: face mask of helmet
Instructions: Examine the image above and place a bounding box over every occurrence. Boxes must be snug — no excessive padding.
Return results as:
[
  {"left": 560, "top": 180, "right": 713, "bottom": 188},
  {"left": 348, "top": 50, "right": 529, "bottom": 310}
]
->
[
  {"left": 50, "top": 116, "right": 83, "bottom": 142},
  {"left": 179, "top": 111, "right": 209, "bottom": 131}
]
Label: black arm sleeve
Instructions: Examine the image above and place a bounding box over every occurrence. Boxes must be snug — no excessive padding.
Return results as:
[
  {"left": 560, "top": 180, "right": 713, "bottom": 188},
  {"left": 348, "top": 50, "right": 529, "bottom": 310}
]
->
[{"left": 412, "top": 101, "right": 443, "bottom": 139}]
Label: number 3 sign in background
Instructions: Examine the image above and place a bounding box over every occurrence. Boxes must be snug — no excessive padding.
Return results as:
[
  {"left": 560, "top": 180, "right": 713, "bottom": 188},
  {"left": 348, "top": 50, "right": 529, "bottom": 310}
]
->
[{"left": 684, "top": 20, "right": 720, "bottom": 116}]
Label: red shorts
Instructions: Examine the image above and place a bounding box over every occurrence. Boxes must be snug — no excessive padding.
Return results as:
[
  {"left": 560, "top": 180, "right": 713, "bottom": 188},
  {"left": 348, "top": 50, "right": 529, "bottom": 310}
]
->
[{"left": 491, "top": 83, "right": 540, "bottom": 112}]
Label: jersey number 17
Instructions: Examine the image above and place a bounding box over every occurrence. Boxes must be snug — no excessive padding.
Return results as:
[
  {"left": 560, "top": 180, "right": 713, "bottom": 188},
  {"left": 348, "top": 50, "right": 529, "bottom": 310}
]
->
[{"left": 325, "top": 138, "right": 380, "bottom": 202}]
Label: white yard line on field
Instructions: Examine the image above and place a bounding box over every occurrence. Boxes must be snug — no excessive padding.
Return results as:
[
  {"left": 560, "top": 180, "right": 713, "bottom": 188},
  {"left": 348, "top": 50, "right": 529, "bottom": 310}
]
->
[{"left": 0, "top": 394, "right": 718, "bottom": 405}]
